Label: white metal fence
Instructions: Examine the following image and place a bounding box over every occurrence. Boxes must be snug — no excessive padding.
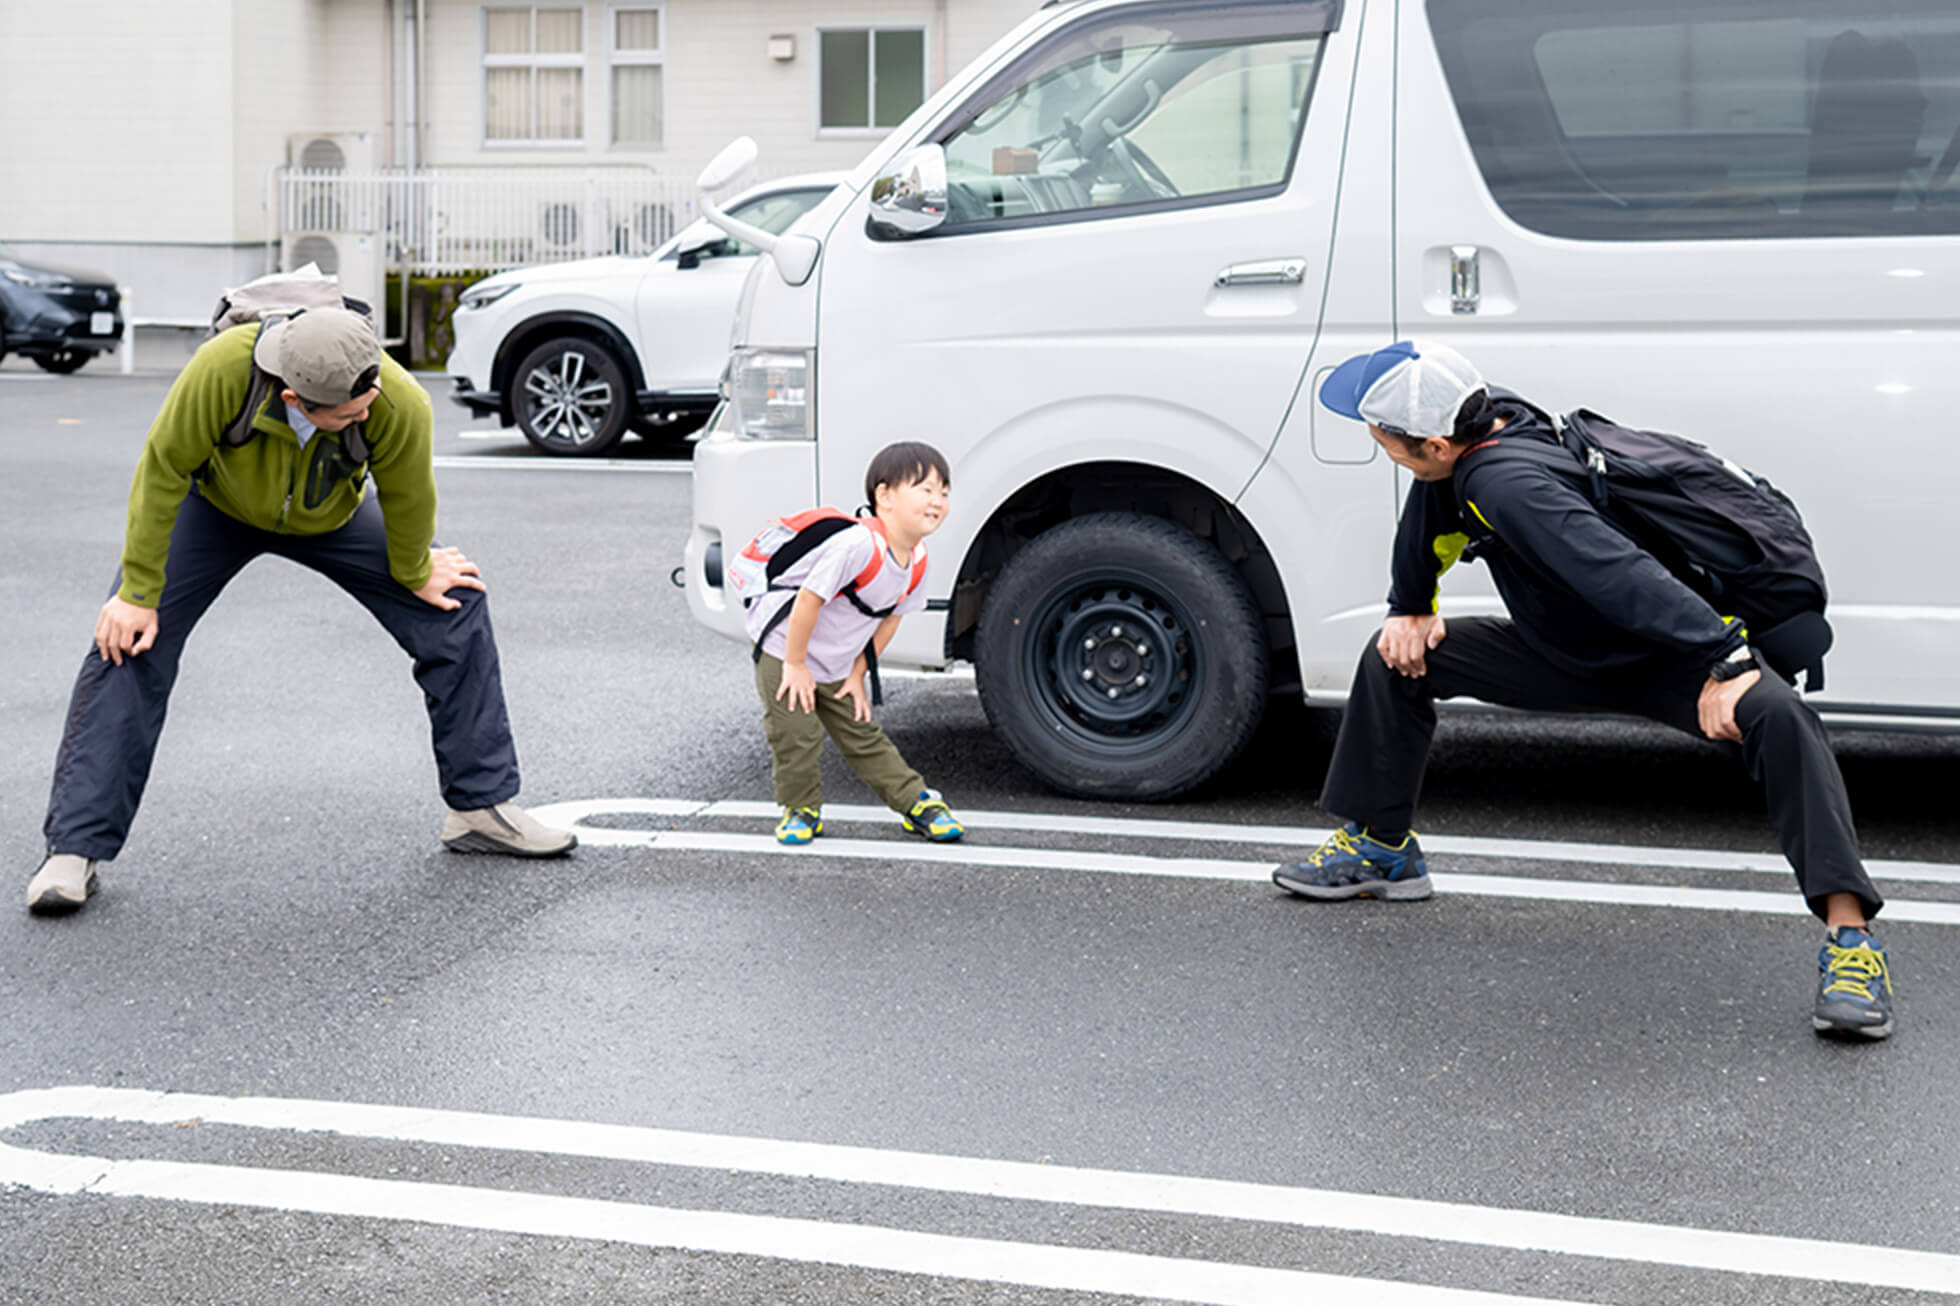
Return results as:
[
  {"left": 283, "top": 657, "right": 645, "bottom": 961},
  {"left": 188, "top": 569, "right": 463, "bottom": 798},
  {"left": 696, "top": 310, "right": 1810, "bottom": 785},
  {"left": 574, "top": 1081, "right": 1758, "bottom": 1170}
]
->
[{"left": 277, "top": 166, "right": 709, "bottom": 278}]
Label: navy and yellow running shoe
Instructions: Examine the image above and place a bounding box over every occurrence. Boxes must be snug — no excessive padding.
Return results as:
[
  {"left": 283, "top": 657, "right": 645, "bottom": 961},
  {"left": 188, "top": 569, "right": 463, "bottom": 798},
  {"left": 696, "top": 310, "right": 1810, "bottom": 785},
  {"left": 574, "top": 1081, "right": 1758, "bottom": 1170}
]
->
[
  {"left": 1813, "top": 925, "right": 1894, "bottom": 1039},
  {"left": 902, "top": 789, "right": 965, "bottom": 841},
  {"left": 776, "top": 807, "right": 823, "bottom": 846},
  {"left": 1272, "top": 822, "right": 1431, "bottom": 901}
]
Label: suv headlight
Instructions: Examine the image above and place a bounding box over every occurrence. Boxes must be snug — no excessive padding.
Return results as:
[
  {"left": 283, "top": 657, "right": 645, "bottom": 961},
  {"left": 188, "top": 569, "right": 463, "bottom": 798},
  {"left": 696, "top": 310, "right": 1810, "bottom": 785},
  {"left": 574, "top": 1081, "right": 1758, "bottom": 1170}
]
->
[
  {"left": 458, "top": 282, "right": 518, "bottom": 310},
  {"left": 724, "top": 348, "right": 813, "bottom": 441}
]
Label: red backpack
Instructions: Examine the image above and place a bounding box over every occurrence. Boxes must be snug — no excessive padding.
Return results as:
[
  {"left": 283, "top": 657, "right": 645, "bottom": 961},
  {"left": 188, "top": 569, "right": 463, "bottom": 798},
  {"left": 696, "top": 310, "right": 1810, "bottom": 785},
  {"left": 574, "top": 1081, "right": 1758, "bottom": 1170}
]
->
[{"left": 728, "top": 508, "right": 927, "bottom": 701}]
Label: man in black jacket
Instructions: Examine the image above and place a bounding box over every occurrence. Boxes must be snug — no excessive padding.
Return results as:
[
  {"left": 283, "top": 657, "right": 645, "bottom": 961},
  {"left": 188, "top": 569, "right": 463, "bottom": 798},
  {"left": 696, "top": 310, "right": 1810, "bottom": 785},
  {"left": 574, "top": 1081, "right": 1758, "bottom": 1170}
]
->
[{"left": 1273, "top": 340, "right": 1893, "bottom": 1040}]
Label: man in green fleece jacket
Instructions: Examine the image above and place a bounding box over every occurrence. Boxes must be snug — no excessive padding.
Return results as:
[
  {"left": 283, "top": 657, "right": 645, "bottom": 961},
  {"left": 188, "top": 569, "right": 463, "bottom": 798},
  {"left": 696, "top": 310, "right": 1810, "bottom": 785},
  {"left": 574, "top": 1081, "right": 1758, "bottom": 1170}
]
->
[{"left": 27, "top": 306, "right": 575, "bottom": 916}]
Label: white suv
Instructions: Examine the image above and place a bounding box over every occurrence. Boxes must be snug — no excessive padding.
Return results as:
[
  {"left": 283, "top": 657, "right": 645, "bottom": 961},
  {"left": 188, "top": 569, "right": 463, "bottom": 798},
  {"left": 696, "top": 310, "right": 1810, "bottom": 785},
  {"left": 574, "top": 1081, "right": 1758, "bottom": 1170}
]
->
[{"left": 446, "top": 174, "right": 839, "bottom": 456}]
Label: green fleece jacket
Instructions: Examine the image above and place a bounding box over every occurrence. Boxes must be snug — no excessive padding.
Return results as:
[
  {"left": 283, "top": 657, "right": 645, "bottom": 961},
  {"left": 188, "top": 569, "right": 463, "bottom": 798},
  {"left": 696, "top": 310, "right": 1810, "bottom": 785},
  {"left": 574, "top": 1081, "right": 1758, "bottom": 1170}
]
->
[{"left": 118, "top": 324, "right": 436, "bottom": 606}]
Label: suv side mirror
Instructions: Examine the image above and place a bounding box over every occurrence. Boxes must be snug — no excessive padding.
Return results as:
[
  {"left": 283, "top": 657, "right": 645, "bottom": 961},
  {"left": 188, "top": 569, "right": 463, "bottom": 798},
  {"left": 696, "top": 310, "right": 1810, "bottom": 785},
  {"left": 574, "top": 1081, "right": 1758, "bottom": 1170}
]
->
[{"left": 675, "top": 233, "right": 724, "bottom": 270}]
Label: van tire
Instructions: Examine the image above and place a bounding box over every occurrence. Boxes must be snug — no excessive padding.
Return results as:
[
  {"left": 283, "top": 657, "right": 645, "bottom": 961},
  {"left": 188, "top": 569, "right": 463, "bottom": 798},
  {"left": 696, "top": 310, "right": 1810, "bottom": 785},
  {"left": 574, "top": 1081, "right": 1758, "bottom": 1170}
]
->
[
  {"left": 975, "top": 513, "right": 1268, "bottom": 800},
  {"left": 512, "top": 338, "right": 631, "bottom": 456}
]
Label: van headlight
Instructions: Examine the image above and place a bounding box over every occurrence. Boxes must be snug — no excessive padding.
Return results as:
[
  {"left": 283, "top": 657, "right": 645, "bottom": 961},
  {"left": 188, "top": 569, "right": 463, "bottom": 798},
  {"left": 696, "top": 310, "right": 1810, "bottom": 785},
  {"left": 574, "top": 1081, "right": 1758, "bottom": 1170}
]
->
[{"left": 723, "top": 348, "right": 813, "bottom": 441}]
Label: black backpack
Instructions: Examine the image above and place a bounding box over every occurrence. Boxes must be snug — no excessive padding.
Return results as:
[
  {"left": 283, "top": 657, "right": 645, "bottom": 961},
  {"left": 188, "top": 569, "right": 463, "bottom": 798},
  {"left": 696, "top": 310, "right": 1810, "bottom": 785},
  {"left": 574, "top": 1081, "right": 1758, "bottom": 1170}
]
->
[{"left": 1458, "top": 404, "right": 1832, "bottom": 690}]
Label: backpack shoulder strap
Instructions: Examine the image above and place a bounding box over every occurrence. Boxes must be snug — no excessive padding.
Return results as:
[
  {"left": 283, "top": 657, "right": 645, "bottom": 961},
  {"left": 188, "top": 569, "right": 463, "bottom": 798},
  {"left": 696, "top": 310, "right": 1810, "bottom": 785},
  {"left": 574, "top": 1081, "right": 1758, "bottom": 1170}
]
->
[
  {"left": 1460, "top": 431, "right": 1607, "bottom": 508},
  {"left": 848, "top": 517, "right": 890, "bottom": 594},
  {"left": 904, "top": 540, "right": 928, "bottom": 596},
  {"left": 222, "top": 340, "right": 279, "bottom": 449}
]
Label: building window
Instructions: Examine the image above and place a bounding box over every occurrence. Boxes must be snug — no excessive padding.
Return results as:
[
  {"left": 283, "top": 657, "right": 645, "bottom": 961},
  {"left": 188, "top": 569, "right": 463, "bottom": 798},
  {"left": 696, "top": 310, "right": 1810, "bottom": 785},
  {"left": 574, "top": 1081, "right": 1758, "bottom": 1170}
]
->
[
  {"left": 484, "top": 5, "right": 585, "bottom": 143},
  {"left": 610, "top": 6, "right": 664, "bottom": 147},
  {"left": 819, "top": 27, "right": 926, "bottom": 131}
]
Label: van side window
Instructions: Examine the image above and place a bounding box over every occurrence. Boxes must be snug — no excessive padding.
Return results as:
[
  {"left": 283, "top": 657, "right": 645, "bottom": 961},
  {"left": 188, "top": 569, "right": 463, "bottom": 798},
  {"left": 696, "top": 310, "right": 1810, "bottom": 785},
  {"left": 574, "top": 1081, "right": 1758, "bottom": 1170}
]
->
[
  {"left": 1429, "top": 1, "right": 1960, "bottom": 240},
  {"left": 934, "top": 1, "right": 1338, "bottom": 230}
]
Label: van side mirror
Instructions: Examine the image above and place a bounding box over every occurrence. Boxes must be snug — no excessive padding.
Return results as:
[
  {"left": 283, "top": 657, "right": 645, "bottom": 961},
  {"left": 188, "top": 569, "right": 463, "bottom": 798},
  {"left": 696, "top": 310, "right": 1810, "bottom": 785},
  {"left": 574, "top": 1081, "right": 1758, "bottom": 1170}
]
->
[
  {"left": 866, "top": 145, "right": 948, "bottom": 240},
  {"left": 696, "top": 137, "right": 758, "bottom": 194}
]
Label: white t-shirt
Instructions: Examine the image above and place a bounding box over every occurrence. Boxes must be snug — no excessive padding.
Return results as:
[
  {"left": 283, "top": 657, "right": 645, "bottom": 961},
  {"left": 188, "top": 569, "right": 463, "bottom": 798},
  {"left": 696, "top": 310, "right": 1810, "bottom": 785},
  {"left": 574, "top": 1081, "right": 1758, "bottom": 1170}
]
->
[{"left": 745, "top": 523, "right": 929, "bottom": 683}]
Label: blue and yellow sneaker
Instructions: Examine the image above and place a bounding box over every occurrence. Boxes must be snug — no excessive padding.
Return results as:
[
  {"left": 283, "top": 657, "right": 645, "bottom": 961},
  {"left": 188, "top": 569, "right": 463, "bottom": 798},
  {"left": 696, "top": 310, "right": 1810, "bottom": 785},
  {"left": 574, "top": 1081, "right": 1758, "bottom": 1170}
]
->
[
  {"left": 1272, "top": 822, "right": 1431, "bottom": 901},
  {"left": 775, "top": 807, "right": 823, "bottom": 846},
  {"left": 902, "top": 789, "right": 964, "bottom": 841},
  {"left": 1813, "top": 926, "right": 1893, "bottom": 1039}
]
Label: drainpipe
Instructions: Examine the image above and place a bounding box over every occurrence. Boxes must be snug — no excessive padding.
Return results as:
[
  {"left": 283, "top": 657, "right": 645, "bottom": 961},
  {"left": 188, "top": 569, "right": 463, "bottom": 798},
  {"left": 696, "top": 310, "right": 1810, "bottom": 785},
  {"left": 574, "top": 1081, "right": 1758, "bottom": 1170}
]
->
[
  {"left": 382, "top": 0, "right": 395, "bottom": 167},
  {"left": 404, "top": 0, "right": 420, "bottom": 174},
  {"left": 934, "top": 0, "right": 948, "bottom": 87}
]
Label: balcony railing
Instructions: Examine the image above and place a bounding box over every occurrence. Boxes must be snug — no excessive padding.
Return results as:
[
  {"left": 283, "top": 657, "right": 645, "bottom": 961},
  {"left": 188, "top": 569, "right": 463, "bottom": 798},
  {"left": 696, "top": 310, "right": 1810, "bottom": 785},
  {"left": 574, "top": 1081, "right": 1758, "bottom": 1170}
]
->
[{"left": 277, "top": 166, "right": 716, "bottom": 278}]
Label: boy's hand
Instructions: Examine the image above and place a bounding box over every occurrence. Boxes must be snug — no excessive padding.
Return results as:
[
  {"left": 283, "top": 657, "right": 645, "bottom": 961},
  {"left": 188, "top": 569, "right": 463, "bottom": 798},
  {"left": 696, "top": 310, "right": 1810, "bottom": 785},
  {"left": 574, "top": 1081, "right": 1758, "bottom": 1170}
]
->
[
  {"left": 776, "top": 660, "right": 818, "bottom": 713},
  {"left": 836, "top": 672, "right": 872, "bottom": 723}
]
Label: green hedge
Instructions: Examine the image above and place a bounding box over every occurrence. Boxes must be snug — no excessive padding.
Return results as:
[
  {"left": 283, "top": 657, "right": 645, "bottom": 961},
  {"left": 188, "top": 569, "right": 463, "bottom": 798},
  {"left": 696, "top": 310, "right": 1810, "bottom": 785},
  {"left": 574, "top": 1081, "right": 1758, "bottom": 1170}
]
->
[{"left": 384, "top": 273, "right": 498, "bottom": 370}]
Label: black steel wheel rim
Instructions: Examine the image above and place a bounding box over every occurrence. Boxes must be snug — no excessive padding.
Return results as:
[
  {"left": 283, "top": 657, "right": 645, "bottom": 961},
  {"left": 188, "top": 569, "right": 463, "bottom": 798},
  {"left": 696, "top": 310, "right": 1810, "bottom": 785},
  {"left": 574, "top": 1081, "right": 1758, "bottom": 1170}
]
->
[{"left": 1021, "top": 570, "right": 1201, "bottom": 753}]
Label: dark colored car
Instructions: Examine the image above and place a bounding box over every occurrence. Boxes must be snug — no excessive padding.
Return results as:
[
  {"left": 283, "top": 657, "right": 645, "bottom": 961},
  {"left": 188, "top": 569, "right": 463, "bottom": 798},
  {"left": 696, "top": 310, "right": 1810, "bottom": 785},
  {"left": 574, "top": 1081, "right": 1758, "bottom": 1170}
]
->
[{"left": 0, "top": 249, "right": 124, "bottom": 373}]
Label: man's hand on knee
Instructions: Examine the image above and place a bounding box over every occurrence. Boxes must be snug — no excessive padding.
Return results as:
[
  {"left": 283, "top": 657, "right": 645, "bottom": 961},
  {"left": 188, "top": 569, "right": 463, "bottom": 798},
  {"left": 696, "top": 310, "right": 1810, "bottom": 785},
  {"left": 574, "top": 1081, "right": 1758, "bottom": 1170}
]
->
[
  {"left": 1698, "top": 667, "right": 1759, "bottom": 742},
  {"left": 1378, "top": 613, "right": 1446, "bottom": 677},
  {"left": 94, "top": 596, "right": 158, "bottom": 665},
  {"left": 413, "top": 546, "right": 486, "bottom": 611}
]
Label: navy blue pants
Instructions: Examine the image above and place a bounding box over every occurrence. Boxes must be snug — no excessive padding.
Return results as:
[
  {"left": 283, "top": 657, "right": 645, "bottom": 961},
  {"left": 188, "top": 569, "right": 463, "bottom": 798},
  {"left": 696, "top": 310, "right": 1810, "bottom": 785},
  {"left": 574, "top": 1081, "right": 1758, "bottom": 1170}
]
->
[
  {"left": 44, "top": 489, "right": 520, "bottom": 861},
  {"left": 1319, "top": 616, "right": 1881, "bottom": 922}
]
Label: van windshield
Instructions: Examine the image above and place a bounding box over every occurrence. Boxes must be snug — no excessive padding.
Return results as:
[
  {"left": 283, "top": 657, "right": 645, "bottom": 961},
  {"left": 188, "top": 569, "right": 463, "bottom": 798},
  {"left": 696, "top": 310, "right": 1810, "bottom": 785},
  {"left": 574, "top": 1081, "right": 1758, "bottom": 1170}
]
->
[{"left": 935, "top": 2, "right": 1338, "bottom": 226}]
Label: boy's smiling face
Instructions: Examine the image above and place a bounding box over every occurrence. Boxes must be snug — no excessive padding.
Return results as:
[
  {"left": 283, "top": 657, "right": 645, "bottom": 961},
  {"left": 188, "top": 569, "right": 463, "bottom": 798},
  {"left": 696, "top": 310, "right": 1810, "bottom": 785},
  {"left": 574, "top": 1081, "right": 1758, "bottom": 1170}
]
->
[{"left": 875, "top": 469, "right": 950, "bottom": 541}]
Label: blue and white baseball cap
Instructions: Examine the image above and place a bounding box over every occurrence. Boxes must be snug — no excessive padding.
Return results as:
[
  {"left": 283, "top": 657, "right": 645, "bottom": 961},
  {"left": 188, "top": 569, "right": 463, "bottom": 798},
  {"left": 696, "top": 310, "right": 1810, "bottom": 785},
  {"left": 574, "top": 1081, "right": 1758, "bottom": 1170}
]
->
[{"left": 1319, "top": 340, "right": 1483, "bottom": 439}]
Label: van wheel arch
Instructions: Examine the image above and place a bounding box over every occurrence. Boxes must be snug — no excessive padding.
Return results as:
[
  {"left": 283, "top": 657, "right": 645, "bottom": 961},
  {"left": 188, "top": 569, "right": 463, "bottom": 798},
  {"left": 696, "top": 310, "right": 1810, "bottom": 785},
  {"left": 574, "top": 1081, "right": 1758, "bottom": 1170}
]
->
[{"left": 956, "top": 465, "right": 1296, "bottom": 800}]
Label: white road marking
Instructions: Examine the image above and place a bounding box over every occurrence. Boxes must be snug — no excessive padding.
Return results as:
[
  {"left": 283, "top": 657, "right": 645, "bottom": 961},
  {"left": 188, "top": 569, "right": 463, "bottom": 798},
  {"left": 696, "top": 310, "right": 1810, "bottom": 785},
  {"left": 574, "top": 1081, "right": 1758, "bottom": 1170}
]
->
[
  {"left": 529, "top": 799, "right": 1960, "bottom": 923},
  {"left": 5, "top": 1087, "right": 1957, "bottom": 1298},
  {"left": 431, "top": 454, "right": 689, "bottom": 473}
]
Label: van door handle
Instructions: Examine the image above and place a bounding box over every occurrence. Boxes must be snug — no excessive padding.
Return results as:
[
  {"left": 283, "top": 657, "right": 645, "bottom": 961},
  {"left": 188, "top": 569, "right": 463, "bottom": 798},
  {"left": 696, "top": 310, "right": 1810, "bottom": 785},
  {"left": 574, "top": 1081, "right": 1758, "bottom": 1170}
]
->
[
  {"left": 1450, "top": 245, "right": 1481, "bottom": 314},
  {"left": 1214, "top": 258, "right": 1307, "bottom": 287}
]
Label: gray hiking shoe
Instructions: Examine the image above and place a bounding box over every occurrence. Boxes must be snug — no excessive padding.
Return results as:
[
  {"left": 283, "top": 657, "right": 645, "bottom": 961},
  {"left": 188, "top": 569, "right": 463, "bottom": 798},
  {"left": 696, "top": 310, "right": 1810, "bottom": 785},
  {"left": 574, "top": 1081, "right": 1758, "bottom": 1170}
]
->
[
  {"left": 27, "top": 854, "right": 99, "bottom": 916},
  {"left": 441, "top": 802, "right": 577, "bottom": 858}
]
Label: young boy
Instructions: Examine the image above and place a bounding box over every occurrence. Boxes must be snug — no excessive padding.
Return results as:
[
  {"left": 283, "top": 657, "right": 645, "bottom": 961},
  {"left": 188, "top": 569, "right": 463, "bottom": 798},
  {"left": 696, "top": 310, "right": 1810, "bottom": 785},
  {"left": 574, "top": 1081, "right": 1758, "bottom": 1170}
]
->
[{"left": 748, "top": 441, "right": 965, "bottom": 846}]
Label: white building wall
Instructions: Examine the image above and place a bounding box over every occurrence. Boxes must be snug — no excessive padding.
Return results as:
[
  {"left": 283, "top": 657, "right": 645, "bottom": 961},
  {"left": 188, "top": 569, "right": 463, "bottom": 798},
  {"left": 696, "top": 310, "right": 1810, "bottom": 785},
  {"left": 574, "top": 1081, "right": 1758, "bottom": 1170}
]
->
[
  {"left": 0, "top": 0, "right": 1039, "bottom": 325},
  {"left": 0, "top": 0, "right": 238, "bottom": 244},
  {"left": 415, "top": 0, "right": 1037, "bottom": 177}
]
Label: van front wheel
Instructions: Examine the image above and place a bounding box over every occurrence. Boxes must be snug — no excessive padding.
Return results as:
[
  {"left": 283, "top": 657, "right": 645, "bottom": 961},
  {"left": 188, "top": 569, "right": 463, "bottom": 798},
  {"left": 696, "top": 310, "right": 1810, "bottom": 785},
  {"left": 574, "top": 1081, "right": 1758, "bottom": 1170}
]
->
[{"left": 975, "top": 513, "right": 1268, "bottom": 800}]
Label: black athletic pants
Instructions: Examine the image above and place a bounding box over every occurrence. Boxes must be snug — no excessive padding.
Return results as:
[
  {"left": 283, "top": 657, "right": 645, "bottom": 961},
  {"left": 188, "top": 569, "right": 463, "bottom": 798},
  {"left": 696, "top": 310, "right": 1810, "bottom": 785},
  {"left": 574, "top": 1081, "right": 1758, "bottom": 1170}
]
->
[
  {"left": 43, "top": 488, "right": 521, "bottom": 861},
  {"left": 1318, "top": 617, "right": 1881, "bottom": 922}
]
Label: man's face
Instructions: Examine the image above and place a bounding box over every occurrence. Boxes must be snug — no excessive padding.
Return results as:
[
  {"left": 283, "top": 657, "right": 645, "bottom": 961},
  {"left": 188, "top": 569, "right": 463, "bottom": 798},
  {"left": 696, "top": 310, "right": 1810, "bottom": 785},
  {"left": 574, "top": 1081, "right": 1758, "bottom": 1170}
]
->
[
  {"left": 286, "top": 386, "right": 381, "bottom": 432},
  {"left": 1370, "top": 425, "right": 1463, "bottom": 482}
]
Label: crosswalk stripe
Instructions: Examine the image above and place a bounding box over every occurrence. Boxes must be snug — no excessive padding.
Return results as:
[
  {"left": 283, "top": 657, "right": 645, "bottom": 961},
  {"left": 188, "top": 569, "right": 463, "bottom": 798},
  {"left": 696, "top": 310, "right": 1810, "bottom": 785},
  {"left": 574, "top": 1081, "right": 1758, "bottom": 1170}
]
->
[{"left": 5, "top": 1087, "right": 1956, "bottom": 1297}]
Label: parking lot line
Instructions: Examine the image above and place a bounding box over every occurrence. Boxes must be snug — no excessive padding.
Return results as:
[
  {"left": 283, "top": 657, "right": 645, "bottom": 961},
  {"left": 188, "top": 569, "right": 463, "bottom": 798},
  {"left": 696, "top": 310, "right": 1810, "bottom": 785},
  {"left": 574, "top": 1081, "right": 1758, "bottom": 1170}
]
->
[
  {"left": 431, "top": 455, "right": 689, "bottom": 473},
  {"left": 4, "top": 1087, "right": 1956, "bottom": 1298},
  {"left": 525, "top": 799, "right": 1960, "bottom": 918}
]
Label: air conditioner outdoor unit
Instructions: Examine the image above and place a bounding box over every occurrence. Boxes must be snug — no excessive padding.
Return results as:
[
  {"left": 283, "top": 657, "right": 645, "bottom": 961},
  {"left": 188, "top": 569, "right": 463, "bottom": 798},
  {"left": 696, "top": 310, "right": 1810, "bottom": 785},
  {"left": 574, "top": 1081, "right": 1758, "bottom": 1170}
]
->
[
  {"left": 287, "top": 131, "right": 379, "bottom": 233},
  {"left": 539, "top": 201, "right": 586, "bottom": 253},
  {"left": 288, "top": 131, "right": 375, "bottom": 174},
  {"left": 621, "top": 200, "right": 678, "bottom": 252},
  {"left": 281, "top": 232, "right": 384, "bottom": 315}
]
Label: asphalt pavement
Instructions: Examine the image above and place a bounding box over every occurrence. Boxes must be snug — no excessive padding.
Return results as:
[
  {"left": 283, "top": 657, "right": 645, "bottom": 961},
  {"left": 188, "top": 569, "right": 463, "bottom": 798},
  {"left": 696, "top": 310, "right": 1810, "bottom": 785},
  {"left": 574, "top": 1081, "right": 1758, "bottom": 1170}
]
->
[{"left": 2, "top": 358, "right": 1958, "bottom": 1305}]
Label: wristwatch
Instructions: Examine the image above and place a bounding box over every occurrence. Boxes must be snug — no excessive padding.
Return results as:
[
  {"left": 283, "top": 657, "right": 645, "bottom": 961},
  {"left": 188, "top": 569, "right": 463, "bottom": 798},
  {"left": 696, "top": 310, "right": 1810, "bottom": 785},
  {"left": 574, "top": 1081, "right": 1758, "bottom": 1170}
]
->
[{"left": 1707, "top": 648, "right": 1758, "bottom": 683}]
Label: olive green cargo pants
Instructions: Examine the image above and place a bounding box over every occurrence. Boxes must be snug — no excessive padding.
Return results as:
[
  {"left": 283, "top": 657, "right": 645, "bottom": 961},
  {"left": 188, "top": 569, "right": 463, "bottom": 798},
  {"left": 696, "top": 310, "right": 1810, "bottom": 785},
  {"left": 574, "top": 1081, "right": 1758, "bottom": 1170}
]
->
[{"left": 754, "top": 654, "right": 924, "bottom": 814}]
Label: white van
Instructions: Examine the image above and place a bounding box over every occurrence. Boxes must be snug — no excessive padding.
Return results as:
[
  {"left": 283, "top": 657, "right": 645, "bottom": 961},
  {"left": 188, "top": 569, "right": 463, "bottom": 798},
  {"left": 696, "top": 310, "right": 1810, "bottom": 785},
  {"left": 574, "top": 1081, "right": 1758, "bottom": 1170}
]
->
[{"left": 683, "top": 0, "right": 1960, "bottom": 800}]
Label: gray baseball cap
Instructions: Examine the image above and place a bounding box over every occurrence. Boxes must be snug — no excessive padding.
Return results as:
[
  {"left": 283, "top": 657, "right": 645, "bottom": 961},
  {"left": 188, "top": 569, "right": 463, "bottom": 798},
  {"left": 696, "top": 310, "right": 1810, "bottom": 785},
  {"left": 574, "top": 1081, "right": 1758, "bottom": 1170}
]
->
[{"left": 253, "top": 307, "right": 381, "bottom": 408}]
